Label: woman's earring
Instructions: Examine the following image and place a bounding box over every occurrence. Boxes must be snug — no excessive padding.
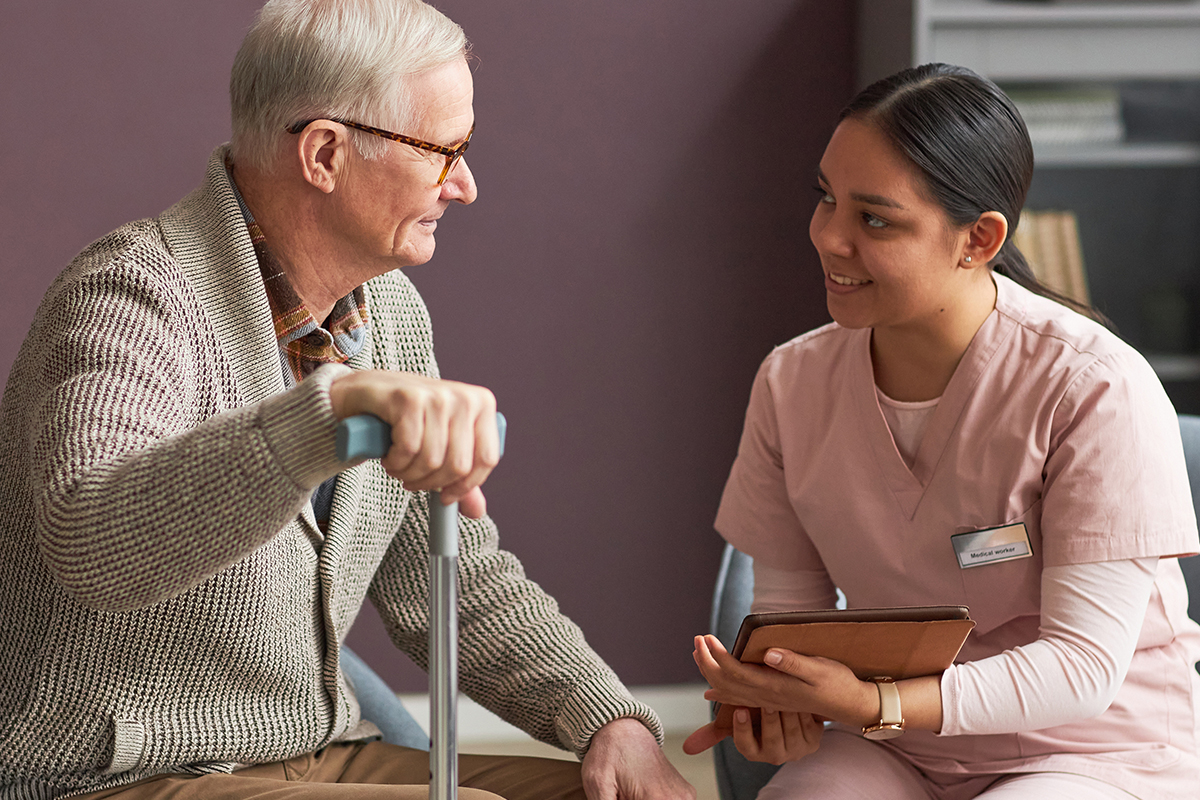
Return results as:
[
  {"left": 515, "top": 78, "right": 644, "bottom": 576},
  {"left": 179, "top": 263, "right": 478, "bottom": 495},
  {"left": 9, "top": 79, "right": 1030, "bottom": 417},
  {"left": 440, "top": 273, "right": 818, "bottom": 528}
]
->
[{"left": 964, "top": 256, "right": 973, "bottom": 263}]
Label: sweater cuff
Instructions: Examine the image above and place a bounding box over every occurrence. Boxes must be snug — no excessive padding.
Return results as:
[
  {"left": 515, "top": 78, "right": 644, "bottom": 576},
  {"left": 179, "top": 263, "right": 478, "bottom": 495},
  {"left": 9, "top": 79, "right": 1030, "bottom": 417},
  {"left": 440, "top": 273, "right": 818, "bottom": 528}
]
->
[
  {"left": 556, "top": 678, "right": 665, "bottom": 758},
  {"left": 257, "top": 363, "right": 354, "bottom": 492}
]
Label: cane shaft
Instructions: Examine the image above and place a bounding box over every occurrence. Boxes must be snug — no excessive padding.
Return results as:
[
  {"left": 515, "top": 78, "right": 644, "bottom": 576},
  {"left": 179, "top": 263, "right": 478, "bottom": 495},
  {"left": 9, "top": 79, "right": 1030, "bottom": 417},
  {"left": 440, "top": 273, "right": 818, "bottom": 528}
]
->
[{"left": 429, "top": 494, "right": 459, "bottom": 800}]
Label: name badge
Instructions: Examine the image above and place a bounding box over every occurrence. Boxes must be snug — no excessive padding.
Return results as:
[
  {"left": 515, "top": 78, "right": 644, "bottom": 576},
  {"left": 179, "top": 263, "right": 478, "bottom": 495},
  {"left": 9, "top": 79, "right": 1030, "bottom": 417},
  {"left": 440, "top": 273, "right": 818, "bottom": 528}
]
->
[{"left": 951, "top": 523, "right": 1033, "bottom": 569}]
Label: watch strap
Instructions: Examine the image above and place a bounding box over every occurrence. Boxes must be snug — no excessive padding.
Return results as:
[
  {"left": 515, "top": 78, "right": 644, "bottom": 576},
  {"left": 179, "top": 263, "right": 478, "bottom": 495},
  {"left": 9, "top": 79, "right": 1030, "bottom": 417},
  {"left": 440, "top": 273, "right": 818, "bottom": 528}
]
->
[
  {"left": 862, "top": 677, "right": 904, "bottom": 740},
  {"left": 875, "top": 678, "right": 901, "bottom": 725}
]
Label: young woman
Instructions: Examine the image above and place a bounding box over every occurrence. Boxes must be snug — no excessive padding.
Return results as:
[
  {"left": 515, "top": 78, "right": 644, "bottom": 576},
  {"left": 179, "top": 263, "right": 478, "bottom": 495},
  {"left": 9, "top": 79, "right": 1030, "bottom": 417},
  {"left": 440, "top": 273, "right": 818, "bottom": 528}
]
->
[{"left": 684, "top": 64, "right": 1200, "bottom": 799}]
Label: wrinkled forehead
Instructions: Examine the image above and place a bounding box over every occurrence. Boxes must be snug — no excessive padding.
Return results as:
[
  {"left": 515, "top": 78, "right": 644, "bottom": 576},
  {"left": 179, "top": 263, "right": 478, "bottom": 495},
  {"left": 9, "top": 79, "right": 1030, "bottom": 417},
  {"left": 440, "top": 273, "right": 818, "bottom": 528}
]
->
[{"left": 399, "top": 58, "right": 475, "bottom": 140}]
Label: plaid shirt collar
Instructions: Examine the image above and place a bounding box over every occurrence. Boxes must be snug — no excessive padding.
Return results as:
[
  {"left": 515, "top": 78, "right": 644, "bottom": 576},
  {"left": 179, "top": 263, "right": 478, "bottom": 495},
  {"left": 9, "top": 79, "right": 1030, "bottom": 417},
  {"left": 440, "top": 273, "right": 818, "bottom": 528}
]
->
[{"left": 226, "top": 161, "right": 370, "bottom": 385}]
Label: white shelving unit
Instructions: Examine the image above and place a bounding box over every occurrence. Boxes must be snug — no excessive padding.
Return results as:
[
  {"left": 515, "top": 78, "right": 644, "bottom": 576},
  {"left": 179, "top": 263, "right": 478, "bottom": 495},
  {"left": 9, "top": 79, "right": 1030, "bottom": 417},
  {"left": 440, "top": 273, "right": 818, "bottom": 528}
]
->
[
  {"left": 859, "top": 1, "right": 1200, "bottom": 92},
  {"left": 1034, "top": 141, "right": 1200, "bottom": 168},
  {"left": 858, "top": 1, "right": 1200, "bottom": 164},
  {"left": 915, "top": 0, "right": 1200, "bottom": 83},
  {"left": 858, "top": 1, "right": 1200, "bottom": 400}
]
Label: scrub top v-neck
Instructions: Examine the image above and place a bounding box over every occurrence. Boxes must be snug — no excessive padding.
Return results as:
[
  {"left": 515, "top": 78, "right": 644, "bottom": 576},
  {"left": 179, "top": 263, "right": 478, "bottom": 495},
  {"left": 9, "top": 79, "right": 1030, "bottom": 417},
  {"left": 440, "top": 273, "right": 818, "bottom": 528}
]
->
[{"left": 853, "top": 301, "right": 1019, "bottom": 521}]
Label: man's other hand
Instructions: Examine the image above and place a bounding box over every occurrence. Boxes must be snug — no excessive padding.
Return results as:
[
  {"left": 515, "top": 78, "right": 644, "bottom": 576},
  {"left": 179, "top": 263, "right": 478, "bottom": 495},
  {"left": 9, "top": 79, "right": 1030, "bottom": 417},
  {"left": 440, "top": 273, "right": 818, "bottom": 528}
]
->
[{"left": 581, "top": 718, "right": 696, "bottom": 800}]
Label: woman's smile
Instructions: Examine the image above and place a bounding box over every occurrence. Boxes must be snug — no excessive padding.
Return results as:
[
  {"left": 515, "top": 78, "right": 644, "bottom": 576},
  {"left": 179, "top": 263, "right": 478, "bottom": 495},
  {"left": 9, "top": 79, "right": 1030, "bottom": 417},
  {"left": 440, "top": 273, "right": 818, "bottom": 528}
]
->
[
  {"left": 829, "top": 272, "right": 871, "bottom": 286},
  {"left": 825, "top": 270, "right": 873, "bottom": 295}
]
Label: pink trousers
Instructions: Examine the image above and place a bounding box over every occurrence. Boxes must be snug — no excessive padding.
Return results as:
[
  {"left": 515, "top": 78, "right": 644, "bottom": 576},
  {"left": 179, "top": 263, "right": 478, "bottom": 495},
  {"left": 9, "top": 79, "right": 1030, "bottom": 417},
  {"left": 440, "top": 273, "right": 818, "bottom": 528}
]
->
[{"left": 756, "top": 731, "right": 1134, "bottom": 800}]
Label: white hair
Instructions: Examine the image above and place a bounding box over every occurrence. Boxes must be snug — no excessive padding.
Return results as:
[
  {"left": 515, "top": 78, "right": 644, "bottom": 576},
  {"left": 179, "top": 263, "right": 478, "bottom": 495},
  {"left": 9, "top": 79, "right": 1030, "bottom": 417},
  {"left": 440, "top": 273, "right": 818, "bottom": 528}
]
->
[{"left": 229, "top": 0, "right": 468, "bottom": 171}]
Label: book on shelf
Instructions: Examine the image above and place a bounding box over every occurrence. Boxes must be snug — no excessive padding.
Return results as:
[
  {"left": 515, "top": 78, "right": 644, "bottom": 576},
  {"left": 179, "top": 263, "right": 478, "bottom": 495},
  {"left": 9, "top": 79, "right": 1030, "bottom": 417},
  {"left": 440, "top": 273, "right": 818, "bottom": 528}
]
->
[
  {"left": 1007, "top": 86, "right": 1124, "bottom": 148},
  {"left": 1012, "top": 209, "right": 1090, "bottom": 306}
]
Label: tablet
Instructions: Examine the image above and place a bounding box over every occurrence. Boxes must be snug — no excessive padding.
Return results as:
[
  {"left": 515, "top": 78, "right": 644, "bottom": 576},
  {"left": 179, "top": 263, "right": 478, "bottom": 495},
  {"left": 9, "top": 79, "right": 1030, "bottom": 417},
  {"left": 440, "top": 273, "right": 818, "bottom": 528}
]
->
[{"left": 713, "top": 605, "right": 974, "bottom": 728}]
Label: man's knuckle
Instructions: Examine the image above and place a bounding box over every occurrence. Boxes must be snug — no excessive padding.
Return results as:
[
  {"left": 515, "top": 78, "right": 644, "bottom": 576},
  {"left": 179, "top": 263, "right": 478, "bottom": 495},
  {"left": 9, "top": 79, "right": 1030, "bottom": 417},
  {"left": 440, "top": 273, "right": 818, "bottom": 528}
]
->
[
  {"left": 392, "top": 430, "right": 421, "bottom": 456},
  {"left": 454, "top": 451, "right": 475, "bottom": 474}
]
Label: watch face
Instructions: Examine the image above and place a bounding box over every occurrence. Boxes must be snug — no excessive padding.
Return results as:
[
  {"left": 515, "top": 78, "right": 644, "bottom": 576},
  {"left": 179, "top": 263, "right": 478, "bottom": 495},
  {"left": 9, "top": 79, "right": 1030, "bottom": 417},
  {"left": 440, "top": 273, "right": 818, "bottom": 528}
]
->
[{"left": 862, "top": 724, "right": 905, "bottom": 741}]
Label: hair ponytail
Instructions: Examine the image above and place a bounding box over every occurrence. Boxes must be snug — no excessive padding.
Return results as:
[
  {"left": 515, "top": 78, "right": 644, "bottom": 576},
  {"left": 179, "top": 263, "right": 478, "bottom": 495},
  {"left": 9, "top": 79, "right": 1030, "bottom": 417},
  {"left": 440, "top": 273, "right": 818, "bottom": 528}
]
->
[{"left": 992, "top": 239, "right": 1110, "bottom": 325}]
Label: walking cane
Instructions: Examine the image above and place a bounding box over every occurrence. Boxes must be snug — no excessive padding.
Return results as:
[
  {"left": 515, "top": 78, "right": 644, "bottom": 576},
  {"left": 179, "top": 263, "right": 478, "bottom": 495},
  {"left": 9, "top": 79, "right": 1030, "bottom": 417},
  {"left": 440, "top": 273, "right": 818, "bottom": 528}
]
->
[{"left": 337, "top": 411, "right": 507, "bottom": 800}]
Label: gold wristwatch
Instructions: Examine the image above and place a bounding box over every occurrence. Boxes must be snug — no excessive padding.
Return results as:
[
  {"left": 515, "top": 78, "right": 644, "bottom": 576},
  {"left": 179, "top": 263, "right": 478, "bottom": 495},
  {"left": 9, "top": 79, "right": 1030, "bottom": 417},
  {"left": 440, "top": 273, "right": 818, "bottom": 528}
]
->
[{"left": 862, "top": 677, "right": 905, "bottom": 740}]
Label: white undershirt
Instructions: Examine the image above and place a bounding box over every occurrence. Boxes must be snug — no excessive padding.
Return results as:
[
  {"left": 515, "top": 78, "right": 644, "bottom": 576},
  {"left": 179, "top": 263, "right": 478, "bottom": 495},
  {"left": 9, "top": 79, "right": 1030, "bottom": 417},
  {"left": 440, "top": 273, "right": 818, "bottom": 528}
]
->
[{"left": 875, "top": 386, "right": 939, "bottom": 469}]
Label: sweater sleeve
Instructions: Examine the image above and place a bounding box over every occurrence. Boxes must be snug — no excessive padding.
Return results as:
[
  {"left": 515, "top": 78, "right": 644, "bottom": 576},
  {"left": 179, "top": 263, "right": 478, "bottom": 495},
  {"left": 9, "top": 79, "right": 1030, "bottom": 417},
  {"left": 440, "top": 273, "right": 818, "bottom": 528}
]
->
[
  {"left": 939, "top": 557, "right": 1157, "bottom": 736},
  {"left": 28, "top": 247, "right": 349, "bottom": 612}
]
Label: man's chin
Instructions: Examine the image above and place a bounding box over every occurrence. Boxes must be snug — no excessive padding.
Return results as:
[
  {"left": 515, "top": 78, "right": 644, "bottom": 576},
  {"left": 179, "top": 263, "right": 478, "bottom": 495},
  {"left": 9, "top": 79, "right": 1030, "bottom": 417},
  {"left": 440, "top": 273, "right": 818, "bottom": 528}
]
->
[{"left": 393, "top": 240, "right": 436, "bottom": 270}]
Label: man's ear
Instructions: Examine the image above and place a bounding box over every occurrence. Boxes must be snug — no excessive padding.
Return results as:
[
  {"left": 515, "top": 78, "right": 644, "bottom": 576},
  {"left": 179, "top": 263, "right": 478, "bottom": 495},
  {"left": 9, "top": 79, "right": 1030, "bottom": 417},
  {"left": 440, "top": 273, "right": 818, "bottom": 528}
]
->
[
  {"left": 962, "top": 211, "right": 1008, "bottom": 268},
  {"left": 294, "top": 121, "right": 351, "bottom": 195}
]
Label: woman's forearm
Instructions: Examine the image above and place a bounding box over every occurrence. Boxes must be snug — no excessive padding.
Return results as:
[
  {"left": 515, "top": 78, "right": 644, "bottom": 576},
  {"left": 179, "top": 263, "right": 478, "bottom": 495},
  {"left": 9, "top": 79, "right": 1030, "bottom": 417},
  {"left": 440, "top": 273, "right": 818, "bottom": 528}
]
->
[{"left": 940, "top": 557, "right": 1156, "bottom": 736}]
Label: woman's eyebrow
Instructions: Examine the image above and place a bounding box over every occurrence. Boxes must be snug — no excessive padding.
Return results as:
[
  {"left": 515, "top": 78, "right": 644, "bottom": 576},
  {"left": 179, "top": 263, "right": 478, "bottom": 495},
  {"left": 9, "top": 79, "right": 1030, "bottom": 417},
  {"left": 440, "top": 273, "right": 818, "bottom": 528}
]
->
[
  {"left": 816, "top": 167, "right": 906, "bottom": 210},
  {"left": 853, "top": 191, "right": 906, "bottom": 210}
]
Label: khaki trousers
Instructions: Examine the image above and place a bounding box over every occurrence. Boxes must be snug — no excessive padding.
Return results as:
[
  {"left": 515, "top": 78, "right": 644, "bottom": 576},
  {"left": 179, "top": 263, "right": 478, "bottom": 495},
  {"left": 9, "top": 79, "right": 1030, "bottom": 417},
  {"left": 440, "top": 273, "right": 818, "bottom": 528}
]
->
[{"left": 75, "top": 741, "right": 587, "bottom": 800}]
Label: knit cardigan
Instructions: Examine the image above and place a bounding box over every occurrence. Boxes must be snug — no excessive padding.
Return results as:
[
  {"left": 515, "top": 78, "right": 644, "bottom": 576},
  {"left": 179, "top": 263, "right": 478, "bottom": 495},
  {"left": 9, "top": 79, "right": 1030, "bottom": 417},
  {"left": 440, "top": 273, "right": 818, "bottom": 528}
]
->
[{"left": 0, "top": 147, "right": 660, "bottom": 799}]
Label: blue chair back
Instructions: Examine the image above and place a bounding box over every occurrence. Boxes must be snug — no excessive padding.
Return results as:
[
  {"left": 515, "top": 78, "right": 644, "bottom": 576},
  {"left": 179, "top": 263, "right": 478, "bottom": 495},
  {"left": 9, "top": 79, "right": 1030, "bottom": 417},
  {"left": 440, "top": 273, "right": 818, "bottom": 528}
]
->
[
  {"left": 708, "top": 413, "right": 1200, "bottom": 800},
  {"left": 1177, "top": 414, "right": 1200, "bottom": 623},
  {"left": 708, "top": 546, "right": 781, "bottom": 800},
  {"left": 340, "top": 646, "right": 430, "bottom": 751}
]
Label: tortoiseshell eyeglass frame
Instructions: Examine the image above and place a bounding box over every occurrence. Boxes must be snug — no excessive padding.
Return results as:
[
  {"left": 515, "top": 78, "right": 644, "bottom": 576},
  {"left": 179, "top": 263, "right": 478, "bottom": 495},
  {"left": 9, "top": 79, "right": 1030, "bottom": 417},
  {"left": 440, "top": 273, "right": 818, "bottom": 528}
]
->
[{"left": 286, "top": 118, "right": 474, "bottom": 185}]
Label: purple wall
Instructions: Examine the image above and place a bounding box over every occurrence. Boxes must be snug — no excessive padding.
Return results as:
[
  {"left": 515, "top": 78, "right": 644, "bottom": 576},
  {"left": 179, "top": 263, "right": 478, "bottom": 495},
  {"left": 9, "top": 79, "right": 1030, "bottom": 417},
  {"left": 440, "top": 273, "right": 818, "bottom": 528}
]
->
[{"left": 1, "top": 2, "right": 854, "bottom": 692}]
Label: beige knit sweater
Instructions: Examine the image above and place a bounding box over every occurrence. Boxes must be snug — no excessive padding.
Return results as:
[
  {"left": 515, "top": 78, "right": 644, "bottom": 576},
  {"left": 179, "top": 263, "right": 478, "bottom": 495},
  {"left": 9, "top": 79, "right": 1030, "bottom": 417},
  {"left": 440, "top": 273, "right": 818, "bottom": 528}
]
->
[{"left": 0, "top": 147, "right": 660, "bottom": 799}]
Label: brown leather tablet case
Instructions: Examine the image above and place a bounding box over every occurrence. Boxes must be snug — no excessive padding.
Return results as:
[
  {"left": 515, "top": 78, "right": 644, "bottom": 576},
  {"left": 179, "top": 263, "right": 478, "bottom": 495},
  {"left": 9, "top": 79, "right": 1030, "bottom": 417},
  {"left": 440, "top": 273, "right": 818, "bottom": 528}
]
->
[{"left": 713, "top": 606, "right": 974, "bottom": 728}]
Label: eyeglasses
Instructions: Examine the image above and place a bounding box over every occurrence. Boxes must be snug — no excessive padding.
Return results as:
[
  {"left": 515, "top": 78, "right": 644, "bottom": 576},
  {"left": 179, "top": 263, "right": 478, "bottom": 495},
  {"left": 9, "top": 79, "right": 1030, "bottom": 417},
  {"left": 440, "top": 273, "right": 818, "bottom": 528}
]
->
[{"left": 287, "top": 118, "right": 474, "bottom": 185}]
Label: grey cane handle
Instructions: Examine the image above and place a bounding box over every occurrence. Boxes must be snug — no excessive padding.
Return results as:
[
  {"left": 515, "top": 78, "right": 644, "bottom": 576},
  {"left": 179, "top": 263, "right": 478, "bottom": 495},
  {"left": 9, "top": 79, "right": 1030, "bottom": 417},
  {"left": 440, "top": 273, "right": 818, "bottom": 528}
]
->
[{"left": 336, "top": 411, "right": 507, "bottom": 461}]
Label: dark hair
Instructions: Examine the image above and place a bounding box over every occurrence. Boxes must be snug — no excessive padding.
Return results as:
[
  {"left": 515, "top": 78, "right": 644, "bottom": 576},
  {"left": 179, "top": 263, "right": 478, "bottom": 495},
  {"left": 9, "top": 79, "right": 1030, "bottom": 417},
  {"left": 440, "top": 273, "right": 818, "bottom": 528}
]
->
[{"left": 842, "top": 63, "right": 1109, "bottom": 326}]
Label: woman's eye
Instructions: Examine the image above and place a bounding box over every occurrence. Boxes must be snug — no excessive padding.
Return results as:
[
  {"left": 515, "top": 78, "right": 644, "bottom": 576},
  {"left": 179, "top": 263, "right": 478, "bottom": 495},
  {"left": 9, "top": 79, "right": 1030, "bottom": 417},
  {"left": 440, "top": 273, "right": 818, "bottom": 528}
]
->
[
  {"left": 863, "top": 212, "right": 888, "bottom": 229},
  {"left": 812, "top": 185, "right": 834, "bottom": 204}
]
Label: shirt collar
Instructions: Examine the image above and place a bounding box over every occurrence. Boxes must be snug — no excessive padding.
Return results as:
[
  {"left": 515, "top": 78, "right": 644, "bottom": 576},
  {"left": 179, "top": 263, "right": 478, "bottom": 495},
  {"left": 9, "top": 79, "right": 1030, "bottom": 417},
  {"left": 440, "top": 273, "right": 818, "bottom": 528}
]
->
[{"left": 225, "top": 158, "right": 370, "bottom": 384}]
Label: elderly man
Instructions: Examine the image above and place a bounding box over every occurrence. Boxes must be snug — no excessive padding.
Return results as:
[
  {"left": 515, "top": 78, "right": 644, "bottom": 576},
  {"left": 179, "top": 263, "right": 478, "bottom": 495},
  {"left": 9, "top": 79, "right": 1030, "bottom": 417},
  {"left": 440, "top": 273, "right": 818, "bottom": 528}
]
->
[{"left": 0, "top": 1, "right": 694, "bottom": 799}]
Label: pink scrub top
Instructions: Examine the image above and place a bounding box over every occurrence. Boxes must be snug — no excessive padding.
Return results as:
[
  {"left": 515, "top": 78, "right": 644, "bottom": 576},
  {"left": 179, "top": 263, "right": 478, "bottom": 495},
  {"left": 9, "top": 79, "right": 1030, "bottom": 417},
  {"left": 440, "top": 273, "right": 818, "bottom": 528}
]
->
[{"left": 716, "top": 274, "right": 1200, "bottom": 792}]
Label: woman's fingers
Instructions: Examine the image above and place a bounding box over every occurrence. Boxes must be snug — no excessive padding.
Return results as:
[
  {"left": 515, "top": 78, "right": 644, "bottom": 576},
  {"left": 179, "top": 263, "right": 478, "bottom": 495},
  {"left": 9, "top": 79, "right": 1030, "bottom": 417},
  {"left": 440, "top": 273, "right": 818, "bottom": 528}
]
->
[
  {"left": 694, "top": 635, "right": 764, "bottom": 704},
  {"left": 800, "top": 712, "right": 825, "bottom": 746},
  {"left": 704, "top": 633, "right": 731, "bottom": 656},
  {"left": 730, "top": 708, "right": 763, "bottom": 761},
  {"left": 694, "top": 635, "right": 736, "bottom": 674},
  {"left": 681, "top": 721, "right": 727, "bottom": 755},
  {"left": 694, "top": 636, "right": 756, "bottom": 705},
  {"left": 695, "top": 637, "right": 807, "bottom": 710},
  {"left": 780, "top": 708, "right": 804, "bottom": 746},
  {"left": 759, "top": 649, "right": 881, "bottom": 724},
  {"left": 757, "top": 708, "right": 786, "bottom": 763},
  {"left": 693, "top": 635, "right": 718, "bottom": 673},
  {"left": 693, "top": 635, "right": 874, "bottom": 726},
  {"left": 730, "top": 708, "right": 824, "bottom": 765}
]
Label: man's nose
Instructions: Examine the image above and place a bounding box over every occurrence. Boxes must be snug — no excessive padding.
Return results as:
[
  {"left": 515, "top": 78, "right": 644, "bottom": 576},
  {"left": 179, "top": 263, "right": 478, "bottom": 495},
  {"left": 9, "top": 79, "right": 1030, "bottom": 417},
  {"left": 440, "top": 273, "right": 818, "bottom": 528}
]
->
[{"left": 442, "top": 158, "right": 477, "bottom": 204}]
